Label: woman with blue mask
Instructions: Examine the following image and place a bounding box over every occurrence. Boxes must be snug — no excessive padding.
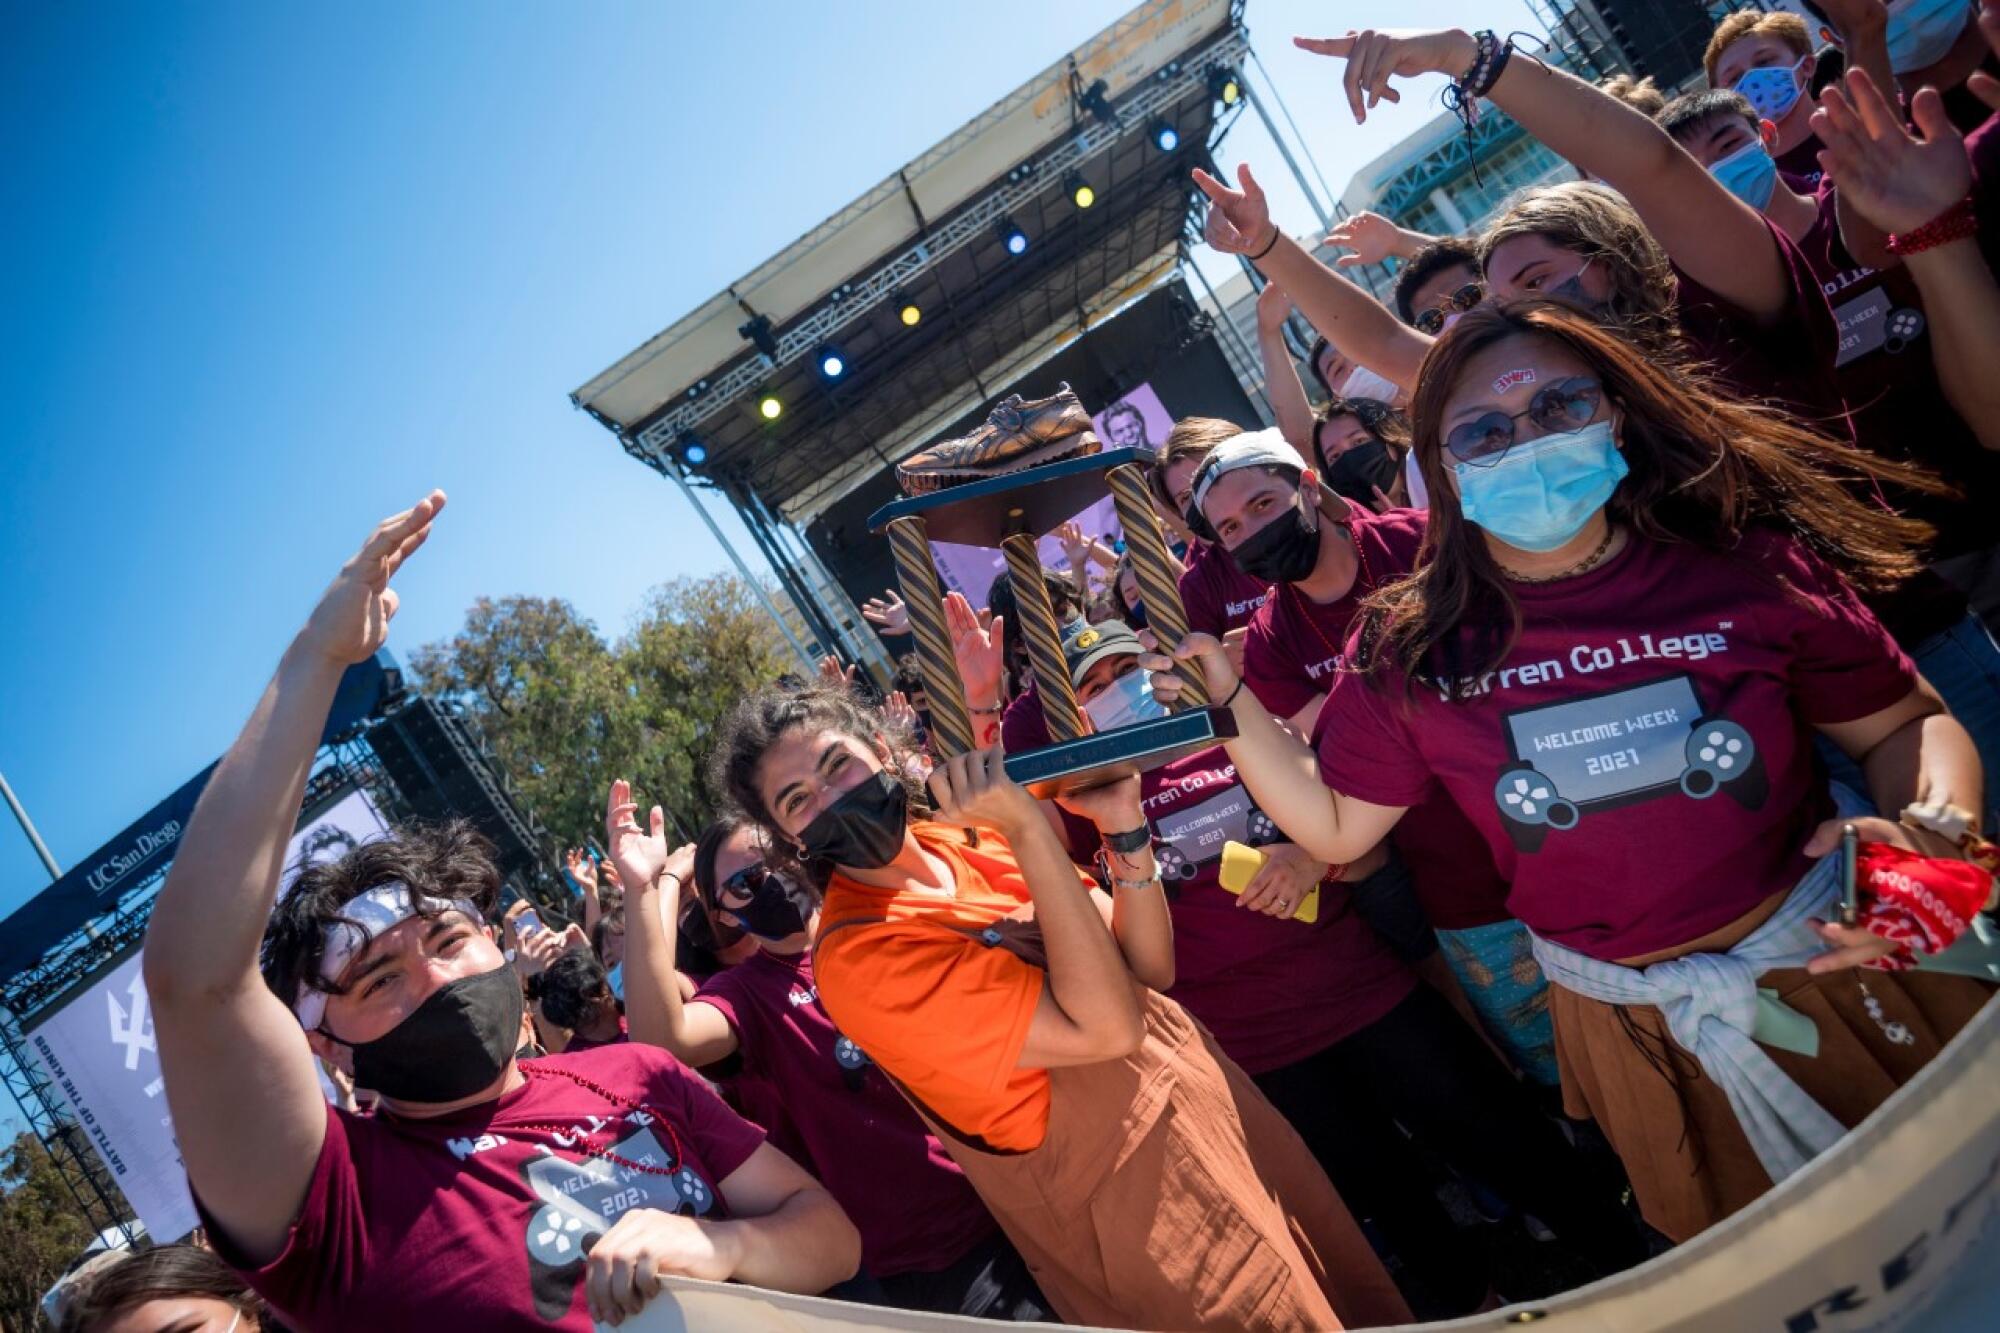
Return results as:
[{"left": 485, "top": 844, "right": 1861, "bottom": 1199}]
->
[
  {"left": 1005, "top": 618, "right": 1648, "bottom": 1316},
  {"left": 1145, "top": 300, "right": 1994, "bottom": 1246},
  {"left": 605, "top": 803, "right": 1049, "bottom": 1320}
]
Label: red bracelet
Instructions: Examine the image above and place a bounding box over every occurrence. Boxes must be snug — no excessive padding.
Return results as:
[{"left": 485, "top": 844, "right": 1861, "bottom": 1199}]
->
[{"left": 1886, "top": 196, "right": 1977, "bottom": 256}]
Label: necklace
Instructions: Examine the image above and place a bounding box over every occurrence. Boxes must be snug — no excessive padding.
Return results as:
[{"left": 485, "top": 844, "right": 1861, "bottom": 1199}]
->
[
  {"left": 514, "top": 1061, "right": 685, "bottom": 1178},
  {"left": 1287, "top": 521, "right": 1375, "bottom": 665},
  {"left": 1502, "top": 525, "right": 1617, "bottom": 584}
]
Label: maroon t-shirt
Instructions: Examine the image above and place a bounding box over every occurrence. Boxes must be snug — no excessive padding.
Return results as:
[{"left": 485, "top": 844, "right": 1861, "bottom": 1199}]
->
[
  {"left": 1241, "top": 507, "right": 1513, "bottom": 931},
  {"left": 1796, "top": 179, "right": 1999, "bottom": 565},
  {"left": 1774, "top": 132, "right": 1823, "bottom": 190},
  {"left": 1178, "top": 538, "right": 1270, "bottom": 639},
  {"left": 200, "top": 1045, "right": 766, "bottom": 1332},
  {"left": 1317, "top": 530, "right": 1917, "bottom": 961},
  {"left": 695, "top": 950, "right": 994, "bottom": 1277},
  {"left": 1673, "top": 215, "right": 1849, "bottom": 432},
  {"left": 1003, "top": 687, "right": 1416, "bottom": 1074}
]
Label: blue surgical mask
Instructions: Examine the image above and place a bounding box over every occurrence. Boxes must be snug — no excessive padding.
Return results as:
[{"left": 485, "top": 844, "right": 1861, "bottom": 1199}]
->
[
  {"left": 605, "top": 961, "right": 624, "bottom": 1002},
  {"left": 1884, "top": 0, "right": 1974, "bottom": 74},
  {"left": 1082, "top": 666, "right": 1168, "bottom": 732},
  {"left": 1731, "top": 60, "right": 1806, "bottom": 120},
  {"left": 1455, "top": 420, "right": 1628, "bottom": 554},
  {"left": 1709, "top": 139, "right": 1778, "bottom": 210}
]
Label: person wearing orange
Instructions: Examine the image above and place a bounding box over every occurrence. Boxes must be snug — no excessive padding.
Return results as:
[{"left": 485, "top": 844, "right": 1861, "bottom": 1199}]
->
[{"left": 712, "top": 683, "right": 1410, "bottom": 1331}]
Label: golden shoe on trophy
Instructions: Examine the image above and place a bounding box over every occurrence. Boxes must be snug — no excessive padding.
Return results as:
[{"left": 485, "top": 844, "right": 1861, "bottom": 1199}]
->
[{"left": 894, "top": 382, "right": 1100, "bottom": 495}]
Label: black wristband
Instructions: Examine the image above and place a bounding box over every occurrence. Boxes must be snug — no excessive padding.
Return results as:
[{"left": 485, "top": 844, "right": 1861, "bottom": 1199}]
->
[
  {"left": 1103, "top": 825, "right": 1152, "bottom": 855},
  {"left": 1222, "top": 678, "right": 1244, "bottom": 709},
  {"left": 1247, "top": 225, "right": 1281, "bottom": 262}
]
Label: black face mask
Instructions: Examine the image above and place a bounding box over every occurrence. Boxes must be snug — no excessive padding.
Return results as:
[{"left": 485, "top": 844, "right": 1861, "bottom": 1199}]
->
[
  {"left": 329, "top": 962, "right": 522, "bottom": 1104},
  {"left": 721, "top": 864, "right": 818, "bottom": 941},
  {"left": 1229, "top": 496, "right": 1322, "bottom": 584},
  {"left": 798, "top": 769, "right": 910, "bottom": 870},
  {"left": 1328, "top": 439, "right": 1401, "bottom": 502}
]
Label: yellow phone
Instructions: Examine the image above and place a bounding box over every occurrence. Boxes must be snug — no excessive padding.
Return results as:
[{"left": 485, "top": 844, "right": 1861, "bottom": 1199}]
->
[{"left": 1217, "top": 841, "right": 1318, "bottom": 923}]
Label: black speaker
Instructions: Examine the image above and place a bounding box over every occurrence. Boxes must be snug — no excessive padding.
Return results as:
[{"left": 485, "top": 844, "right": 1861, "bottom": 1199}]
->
[{"left": 363, "top": 696, "right": 566, "bottom": 917}]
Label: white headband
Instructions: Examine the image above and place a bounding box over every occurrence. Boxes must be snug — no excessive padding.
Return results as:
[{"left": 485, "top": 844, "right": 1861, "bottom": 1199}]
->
[
  {"left": 1188, "top": 428, "right": 1300, "bottom": 519},
  {"left": 292, "top": 882, "right": 481, "bottom": 1031}
]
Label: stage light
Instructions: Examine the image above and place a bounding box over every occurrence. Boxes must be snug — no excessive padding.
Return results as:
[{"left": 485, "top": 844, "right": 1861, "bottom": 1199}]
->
[
  {"left": 1152, "top": 120, "right": 1180, "bottom": 152},
  {"left": 897, "top": 295, "right": 922, "bottom": 327},
  {"left": 997, "top": 217, "right": 1029, "bottom": 256},
  {"left": 738, "top": 313, "right": 780, "bottom": 363},
  {"left": 1066, "top": 171, "right": 1095, "bottom": 209},
  {"left": 1208, "top": 66, "right": 1242, "bottom": 106},
  {"left": 758, "top": 392, "right": 783, "bottom": 421},
  {"left": 817, "top": 345, "right": 847, "bottom": 379},
  {"left": 1077, "top": 77, "right": 1120, "bottom": 129},
  {"left": 676, "top": 433, "right": 709, "bottom": 467}
]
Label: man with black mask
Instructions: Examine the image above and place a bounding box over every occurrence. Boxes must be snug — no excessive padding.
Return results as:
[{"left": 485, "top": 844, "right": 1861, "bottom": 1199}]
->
[{"left": 144, "top": 491, "right": 860, "bottom": 1332}]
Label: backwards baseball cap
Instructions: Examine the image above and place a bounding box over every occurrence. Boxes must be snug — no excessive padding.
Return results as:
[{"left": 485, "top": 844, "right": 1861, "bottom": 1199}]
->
[
  {"left": 1061, "top": 620, "right": 1145, "bottom": 686},
  {"left": 1186, "top": 428, "right": 1305, "bottom": 541}
]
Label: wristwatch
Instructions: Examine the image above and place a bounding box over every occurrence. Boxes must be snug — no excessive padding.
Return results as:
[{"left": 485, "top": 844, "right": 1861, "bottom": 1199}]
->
[{"left": 1102, "top": 824, "right": 1152, "bottom": 856}]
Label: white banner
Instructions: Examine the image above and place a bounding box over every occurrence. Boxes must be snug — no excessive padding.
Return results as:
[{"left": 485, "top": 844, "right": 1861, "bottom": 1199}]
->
[
  {"left": 25, "top": 788, "right": 389, "bottom": 1239},
  {"left": 612, "top": 995, "right": 2000, "bottom": 1333}
]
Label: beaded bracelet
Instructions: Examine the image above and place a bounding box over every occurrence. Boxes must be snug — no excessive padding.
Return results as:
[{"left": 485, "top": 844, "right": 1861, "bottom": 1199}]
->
[{"left": 1887, "top": 196, "right": 1977, "bottom": 256}]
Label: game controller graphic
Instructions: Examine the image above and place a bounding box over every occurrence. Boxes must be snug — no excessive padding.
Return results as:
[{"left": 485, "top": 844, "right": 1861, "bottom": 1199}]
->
[
  {"left": 1494, "top": 714, "right": 1764, "bottom": 852},
  {"left": 1883, "top": 307, "right": 1925, "bottom": 354},
  {"left": 1246, "top": 809, "right": 1280, "bottom": 845},
  {"left": 1153, "top": 843, "right": 1199, "bottom": 882}
]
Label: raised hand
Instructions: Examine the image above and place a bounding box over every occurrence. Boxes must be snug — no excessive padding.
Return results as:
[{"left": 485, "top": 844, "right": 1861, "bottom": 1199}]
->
[
  {"left": 1054, "top": 772, "right": 1146, "bottom": 835},
  {"left": 1812, "top": 72, "right": 1970, "bottom": 235},
  {"left": 1192, "top": 163, "right": 1278, "bottom": 257},
  {"left": 604, "top": 779, "right": 672, "bottom": 890},
  {"left": 1254, "top": 279, "right": 1294, "bottom": 331},
  {"left": 861, "top": 589, "right": 910, "bottom": 636},
  {"left": 1056, "top": 520, "right": 1090, "bottom": 568},
  {"left": 1324, "top": 211, "right": 1408, "bottom": 268},
  {"left": 1294, "top": 29, "right": 1480, "bottom": 124},
  {"left": 882, "top": 689, "right": 920, "bottom": 734},
  {"left": 564, "top": 847, "right": 599, "bottom": 897},
  {"left": 817, "top": 654, "right": 860, "bottom": 689},
  {"left": 945, "top": 590, "right": 1004, "bottom": 706},
  {"left": 1139, "top": 631, "right": 1237, "bottom": 709},
  {"left": 297, "top": 490, "right": 446, "bottom": 666},
  {"left": 926, "top": 746, "right": 1040, "bottom": 837}
]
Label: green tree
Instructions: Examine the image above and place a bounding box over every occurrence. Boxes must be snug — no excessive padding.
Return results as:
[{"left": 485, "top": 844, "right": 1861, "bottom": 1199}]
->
[
  {"left": 0, "top": 1130, "right": 108, "bottom": 1332},
  {"left": 409, "top": 576, "right": 792, "bottom": 852}
]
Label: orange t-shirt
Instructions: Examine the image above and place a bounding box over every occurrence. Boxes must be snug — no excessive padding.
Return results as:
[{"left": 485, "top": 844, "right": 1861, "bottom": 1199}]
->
[{"left": 815, "top": 823, "right": 1062, "bottom": 1152}]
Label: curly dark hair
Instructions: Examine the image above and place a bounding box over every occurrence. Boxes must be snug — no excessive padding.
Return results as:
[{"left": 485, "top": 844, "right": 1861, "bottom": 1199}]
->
[
  {"left": 261, "top": 818, "right": 499, "bottom": 1015},
  {"left": 537, "top": 949, "right": 614, "bottom": 1032},
  {"left": 712, "top": 683, "right": 929, "bottom": 879},
  {"left": 60, "top": 1244, "right": 268, "bottom": 1331}
]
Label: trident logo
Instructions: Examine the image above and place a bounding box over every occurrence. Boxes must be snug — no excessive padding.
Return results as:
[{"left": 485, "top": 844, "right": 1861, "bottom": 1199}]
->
[{"left": 106, "top": 971, "right": 156, "bottom": 1072}]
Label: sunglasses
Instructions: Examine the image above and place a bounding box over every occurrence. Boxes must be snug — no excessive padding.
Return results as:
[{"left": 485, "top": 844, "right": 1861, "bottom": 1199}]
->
[
  {"left": 1414, "top": 283, "right": 1485, "bottom": 335},
  {"left": 1445, "top": 376, "right": 1604, "bottom": 466},
  {"left": 715, "top": 862, "right": 775, "bottom": 908}
]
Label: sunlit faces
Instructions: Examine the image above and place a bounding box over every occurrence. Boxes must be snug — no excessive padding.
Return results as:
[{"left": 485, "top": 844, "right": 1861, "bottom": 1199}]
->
[
  {"left": 100, "top": 1295, "right": 252, "bottom": 1333},
  {"left": 1162, "top": 454, "right": 1205, "bottom": 522},
  {"left": 1713, "top": 38, "right": 1814, "bottom": 151},
  {"left": 1483, "top": 233, "right": 1614, "bottom": 306},
  {"left": 1677, "top": 113, "right": 1773, "bottom": 170},
  {"left": 1436, "top": 333, "right": 1615, "bottom": 495},
  {"left": 756, "top": 728, "right": 889, "bottom": 842},
  {"left": 1076, "top": 652, "right": 1142, "bottom": 707},
  {"left": 311, "top": 908, "right": 500, "bottom": 1052},
  {"left": 1117, "top": 564, "right": 1142, "bottom": 615},
  {"left": 1314, "top": 342, "right": 1354, "bottom": 394},
  {"left": 1407, "top": 261, "right": 1481, "bottom": 332},
  {"left": 1315, "top": 412, "right": 1376, "bottom": 466},
  {"left": 1199, "top": 466, "right": 1316, "bottom": 550}
]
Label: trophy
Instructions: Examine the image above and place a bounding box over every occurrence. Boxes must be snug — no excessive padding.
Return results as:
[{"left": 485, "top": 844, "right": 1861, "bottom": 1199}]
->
[{"left": 871, "top": 384, "right": 1235, "bottom": 796}]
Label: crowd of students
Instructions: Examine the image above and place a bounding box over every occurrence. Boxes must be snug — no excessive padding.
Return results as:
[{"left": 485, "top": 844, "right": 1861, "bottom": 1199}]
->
[{"left": 60, "top": 6, "right": 2000, "bottom": 1332}]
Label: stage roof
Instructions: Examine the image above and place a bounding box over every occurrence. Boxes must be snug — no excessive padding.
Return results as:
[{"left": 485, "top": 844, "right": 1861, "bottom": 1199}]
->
[{"left": 573, "top": 0, "right": 1248, "bottom": 519}]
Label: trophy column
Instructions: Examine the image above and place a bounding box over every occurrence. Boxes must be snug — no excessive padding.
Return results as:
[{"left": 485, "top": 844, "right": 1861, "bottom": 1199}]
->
[
  {"left": 1106, "top": 463, "right": 1208, "bottom": 708},
  {"left": 1000, "top": 532, "right": 1085, "bottom": 742},
  {"left": 885, "top": 516, "right": 976, "bottom": 759}
]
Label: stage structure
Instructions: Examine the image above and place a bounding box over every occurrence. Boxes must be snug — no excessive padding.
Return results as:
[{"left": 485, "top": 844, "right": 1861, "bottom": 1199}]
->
[
  {"left": 573, "top": 0, "right": 1329, "bottom": 671},
  {"left": 0, "top": 656, "right": 568, "bottom": 1242}
]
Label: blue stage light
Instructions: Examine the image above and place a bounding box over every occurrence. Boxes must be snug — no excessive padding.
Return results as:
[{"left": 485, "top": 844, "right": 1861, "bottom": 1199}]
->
[
  {"left": 1153, "top": 120, "right": 1180, "bottom": 152},
  {"left": 997, "top": 217, "right": 1029, "bottom": 256},
  {"left": 818, "top": 346, "right": 847, "bottom": 379},
  {"left": 677, "top": 433, "right": 709, "bottom": 467}
]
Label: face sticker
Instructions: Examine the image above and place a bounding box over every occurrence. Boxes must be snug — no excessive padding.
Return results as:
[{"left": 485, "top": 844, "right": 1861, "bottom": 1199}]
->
[{"left": 1491, "top": 368, "right": 1537, "bottom": 394}]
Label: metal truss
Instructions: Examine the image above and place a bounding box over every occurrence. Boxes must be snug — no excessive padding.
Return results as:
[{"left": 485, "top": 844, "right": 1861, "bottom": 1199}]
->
[
  {"left": 630, "top": 27, "right": 1251, "bottom": 461},
  {"left": 0, "top": 1004, "right": 133, "bottom": 1238},
  {"left": 1370, "top": 110, "right": 1534, "bottom": 222}
]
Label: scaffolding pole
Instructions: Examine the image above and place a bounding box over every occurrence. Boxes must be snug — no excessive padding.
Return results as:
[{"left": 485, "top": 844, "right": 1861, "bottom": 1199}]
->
[{"left": 664, "top": 465, "right": 816, "bottom": 673}]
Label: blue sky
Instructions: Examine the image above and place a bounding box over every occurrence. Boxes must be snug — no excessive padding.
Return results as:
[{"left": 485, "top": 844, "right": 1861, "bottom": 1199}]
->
[{"left": 0, "top": 0, "right": 1531, "bottom": 1128}]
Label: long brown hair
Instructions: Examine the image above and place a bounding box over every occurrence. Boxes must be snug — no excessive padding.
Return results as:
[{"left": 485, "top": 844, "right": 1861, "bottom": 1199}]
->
[
  {"left": 1359, "top": 300, "right": 1942, "bottom": 696},
  {"left": 1477, "top": 181, "right": 1682, "bottom": 357}
]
